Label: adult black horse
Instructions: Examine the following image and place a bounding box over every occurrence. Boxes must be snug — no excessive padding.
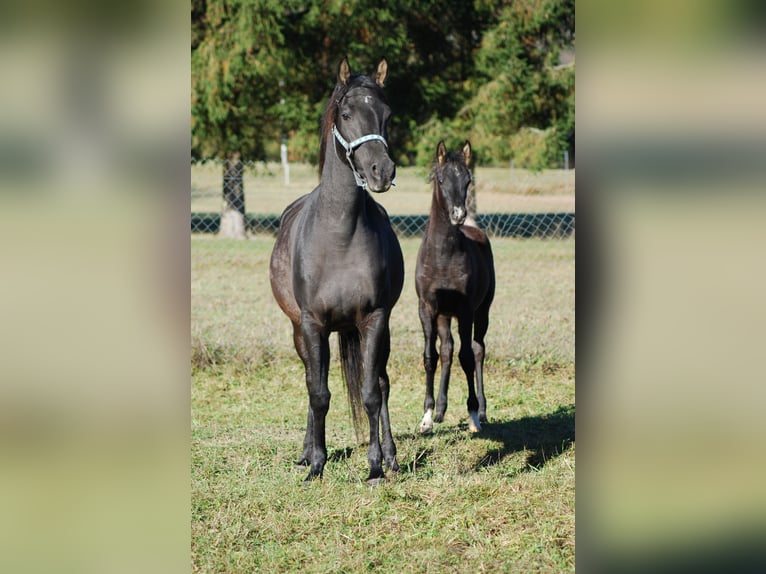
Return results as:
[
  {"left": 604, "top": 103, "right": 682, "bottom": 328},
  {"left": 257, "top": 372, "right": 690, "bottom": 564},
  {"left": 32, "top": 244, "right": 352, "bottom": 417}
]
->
[
  {"left": 269, "top": 57, "right": 404, "bottom": 484},
  {"left": 416, "top": 141, "right": 496, "bottom": 434}
]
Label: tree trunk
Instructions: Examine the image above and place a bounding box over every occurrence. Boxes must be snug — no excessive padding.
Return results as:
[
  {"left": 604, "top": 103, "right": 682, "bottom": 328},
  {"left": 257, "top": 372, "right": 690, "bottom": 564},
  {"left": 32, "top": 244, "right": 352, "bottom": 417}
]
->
[{"left": 219, "top": 152, "right": 247, "bottom": 239}]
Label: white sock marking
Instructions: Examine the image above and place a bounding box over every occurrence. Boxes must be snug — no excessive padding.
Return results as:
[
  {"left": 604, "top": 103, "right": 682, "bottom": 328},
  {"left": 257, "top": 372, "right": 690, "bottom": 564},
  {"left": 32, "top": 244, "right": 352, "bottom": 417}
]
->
[
  {"left": 419, "top": 409, "right": 434, "bottom": 433},
  {"left": 468, "top": 411, "right": 481, "bottom": 432}
]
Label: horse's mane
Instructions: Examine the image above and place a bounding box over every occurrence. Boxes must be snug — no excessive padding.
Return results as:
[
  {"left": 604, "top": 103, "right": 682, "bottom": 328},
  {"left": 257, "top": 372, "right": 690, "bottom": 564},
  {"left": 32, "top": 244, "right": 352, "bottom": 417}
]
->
[{"left": 318, "top": 74, "right": 387, "bottom": 177}]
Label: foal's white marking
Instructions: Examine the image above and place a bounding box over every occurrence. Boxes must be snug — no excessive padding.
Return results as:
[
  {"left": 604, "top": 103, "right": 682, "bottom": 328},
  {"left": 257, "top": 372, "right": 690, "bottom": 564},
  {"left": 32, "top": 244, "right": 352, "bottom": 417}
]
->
[
  {"left": 364, "top": 95, "right": 372, "bottom": 104},
  {"left": 419, "top": 408, "right": 434, "bottom": 433},
  {"left": 468, "top": 411, "right": 481, "bottom": 433}
]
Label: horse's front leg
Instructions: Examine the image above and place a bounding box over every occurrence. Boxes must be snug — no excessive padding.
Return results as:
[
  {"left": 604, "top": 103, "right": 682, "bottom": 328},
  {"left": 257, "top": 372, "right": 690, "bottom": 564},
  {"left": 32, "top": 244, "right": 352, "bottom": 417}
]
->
[
  {"left": 300, "top": 313, "right": 331, "bottom": 482},
  {"left": 360, "top": 309, "right": 389, "bottom": 483},
  {"left": 292, "top": 323, "right": 313, "bottom": 467},
  {"left": 473, "top": 303, "right": 491, "bottom": 423},
  {"left": 377, "top": 324, "right": 398, "bottom": 472},
  {"left": 433, "top": 314, "right": 453, "bottom": 423},
  {"left": 418, "top": 300, "right": 438, "bottom": 433},
  {"left": 457, "top": 315, "right": 481, "bottom": 432}
]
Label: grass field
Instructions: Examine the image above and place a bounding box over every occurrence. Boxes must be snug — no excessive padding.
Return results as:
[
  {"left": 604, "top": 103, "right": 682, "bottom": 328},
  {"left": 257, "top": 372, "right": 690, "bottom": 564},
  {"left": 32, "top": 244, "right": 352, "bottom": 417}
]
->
[{"left": 192, "top": 233, "right": 575, "bottom": 572}]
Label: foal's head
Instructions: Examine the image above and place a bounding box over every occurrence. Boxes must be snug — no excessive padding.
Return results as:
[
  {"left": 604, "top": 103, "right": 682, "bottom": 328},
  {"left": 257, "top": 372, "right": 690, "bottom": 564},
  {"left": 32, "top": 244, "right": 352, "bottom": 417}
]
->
[
  {"left": 320, "top": 57, "right": 395, "bottom": 193},
  {"left": 432, "top": 140, "right": 473, "bottom": 226}
]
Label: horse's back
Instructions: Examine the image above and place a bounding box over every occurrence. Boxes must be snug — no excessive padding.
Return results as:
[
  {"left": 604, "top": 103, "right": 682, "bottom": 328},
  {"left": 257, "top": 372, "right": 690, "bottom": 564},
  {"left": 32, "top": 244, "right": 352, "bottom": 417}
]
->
[
  {"left": 462, "top": 224, "right": 495, "bottom": 305},
  {"left": 461, "top": 225, "right": 493, "bottom": 268}
]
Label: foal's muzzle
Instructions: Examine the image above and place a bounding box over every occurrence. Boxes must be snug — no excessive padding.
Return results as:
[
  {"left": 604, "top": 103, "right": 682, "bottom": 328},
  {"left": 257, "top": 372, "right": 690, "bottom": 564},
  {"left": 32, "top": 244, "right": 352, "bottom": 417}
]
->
[{"left": 450, "top": 206, "right": 466, "bottom": 225}]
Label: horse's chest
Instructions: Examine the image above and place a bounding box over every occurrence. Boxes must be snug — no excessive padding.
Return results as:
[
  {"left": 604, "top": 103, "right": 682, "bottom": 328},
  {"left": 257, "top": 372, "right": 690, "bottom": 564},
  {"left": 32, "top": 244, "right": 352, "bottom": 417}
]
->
[
  {"left": 295, "top": 239, "right": 388, "bottom": 319},
  {"left": 418, "top": 248, "right": 484, "bottom": 311}
]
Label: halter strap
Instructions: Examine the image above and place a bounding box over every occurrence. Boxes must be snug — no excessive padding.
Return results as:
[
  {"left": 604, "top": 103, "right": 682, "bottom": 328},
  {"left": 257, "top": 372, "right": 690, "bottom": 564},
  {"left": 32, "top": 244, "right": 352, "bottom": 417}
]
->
[{"left": 331, "top": 124, "right": 389, "bottom": 189}]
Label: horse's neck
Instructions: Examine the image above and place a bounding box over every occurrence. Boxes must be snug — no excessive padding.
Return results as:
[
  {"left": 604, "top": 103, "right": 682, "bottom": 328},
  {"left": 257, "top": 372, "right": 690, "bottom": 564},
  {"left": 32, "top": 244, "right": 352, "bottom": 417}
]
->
[
  {"left": 309, "top": 139, "right": 373, "bottom": 240},
  {"left": 427, "top": 188, "right": 461, "bottom": 250}
]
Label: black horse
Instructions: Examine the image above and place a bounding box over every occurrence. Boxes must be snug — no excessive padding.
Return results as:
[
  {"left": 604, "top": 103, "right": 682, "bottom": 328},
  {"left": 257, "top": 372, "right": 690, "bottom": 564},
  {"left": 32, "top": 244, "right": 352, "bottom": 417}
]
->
[
  {"left": 415, "top": 141, "right": 496, "bottom": 433},
  {"left": 269, "top": 57, "right": 404, "bottom": 484}
]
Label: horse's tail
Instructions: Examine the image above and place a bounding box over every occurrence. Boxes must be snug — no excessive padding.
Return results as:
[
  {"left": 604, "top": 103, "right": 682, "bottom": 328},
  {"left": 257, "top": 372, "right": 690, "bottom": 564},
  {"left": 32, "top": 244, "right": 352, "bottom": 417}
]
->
[{"left": 338, "top": 331, "right": 366, "bottom": 443}]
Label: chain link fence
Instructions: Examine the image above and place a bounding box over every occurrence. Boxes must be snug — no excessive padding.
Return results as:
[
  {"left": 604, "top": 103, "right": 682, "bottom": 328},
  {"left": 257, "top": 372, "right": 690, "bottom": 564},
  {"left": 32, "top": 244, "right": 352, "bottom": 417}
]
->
[
  {"left": 191, "top": 211, "right": 575, "bottom": 238},
  {"left": 191, "top": 158, "right": 576, "bottom": 239}
]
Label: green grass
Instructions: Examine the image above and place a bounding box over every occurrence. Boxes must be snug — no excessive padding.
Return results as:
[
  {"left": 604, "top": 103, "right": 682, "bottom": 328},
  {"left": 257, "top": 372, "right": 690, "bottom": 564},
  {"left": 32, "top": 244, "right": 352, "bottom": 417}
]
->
[{"left": 192, "top": 235, "right": 574, "bottom": 572}]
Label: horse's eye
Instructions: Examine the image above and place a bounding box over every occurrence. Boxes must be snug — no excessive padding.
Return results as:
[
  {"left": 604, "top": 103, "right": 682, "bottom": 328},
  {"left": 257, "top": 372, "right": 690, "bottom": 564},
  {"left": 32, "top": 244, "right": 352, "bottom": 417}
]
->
[
  {"left": 438, "top": 178, "right": 444, "bottom": 185},
  {"left": 341, "top": 112, "right": 351, "bottom": 120}
]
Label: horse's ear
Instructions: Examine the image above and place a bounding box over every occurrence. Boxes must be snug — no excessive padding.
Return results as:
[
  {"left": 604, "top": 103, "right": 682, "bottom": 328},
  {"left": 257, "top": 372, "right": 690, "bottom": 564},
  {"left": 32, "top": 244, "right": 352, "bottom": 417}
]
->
[
  {"left": 375, "top": 57, "right": 388, "bottom": 87},
  {"left": 462, "top": 140, "right": 472, "bottom": 166},
  {"left": 338, "top": 57, "right": 351, "bottom": 86},
  {"left": 437, "top": 141, "right": 447, "bottom": 166}
]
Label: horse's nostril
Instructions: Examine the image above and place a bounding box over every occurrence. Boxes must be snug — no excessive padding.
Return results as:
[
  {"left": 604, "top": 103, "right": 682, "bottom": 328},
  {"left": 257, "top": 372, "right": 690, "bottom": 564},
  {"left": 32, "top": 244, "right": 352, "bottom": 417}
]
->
[{"left": 371, "top": 164, "right": 378, "bottom": 175}]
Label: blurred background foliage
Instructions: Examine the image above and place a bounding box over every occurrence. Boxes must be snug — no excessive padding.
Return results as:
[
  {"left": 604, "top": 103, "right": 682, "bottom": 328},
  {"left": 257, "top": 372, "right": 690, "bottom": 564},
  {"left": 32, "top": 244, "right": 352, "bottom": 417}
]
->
[{"left": 191, "top": 0, "right": 574, "bottom": 169}]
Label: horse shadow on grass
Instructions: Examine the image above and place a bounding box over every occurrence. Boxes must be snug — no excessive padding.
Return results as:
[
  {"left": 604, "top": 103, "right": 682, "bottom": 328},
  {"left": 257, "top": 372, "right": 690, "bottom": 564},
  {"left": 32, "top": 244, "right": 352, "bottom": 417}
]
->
[
  {"left": 394, "top": 403, "right": 574, "bottom": 476},
  {"left": 321, "top": 404, "right": 574, "bottom": 478},
  {"left": 472, "top": 404, "right": 575, "bottom": 474}
]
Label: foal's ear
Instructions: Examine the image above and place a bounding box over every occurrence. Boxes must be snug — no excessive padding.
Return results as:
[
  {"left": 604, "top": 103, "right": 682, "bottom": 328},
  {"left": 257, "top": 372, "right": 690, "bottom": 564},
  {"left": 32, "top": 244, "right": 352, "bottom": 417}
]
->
[
  {"left": 338, "top": 57, "right": 351, "bottom": 86},
  {"left": 375, "top": 57, "right": 388, "bottom": 87},
  {"left": 437, "top": 140, "right": 447, "bottom": 166},
  {"left": 462, "top": 140, "right": 472, "bottom": 166}
]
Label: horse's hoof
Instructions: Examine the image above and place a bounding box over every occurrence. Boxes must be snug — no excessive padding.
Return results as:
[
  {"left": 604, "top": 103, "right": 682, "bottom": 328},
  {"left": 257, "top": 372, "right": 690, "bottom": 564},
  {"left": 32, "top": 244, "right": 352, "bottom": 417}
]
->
[
  {"left": 433, "top": 412, "right": 445, "bottom": 423},
  {"left": 419, "top": 409, "right": 434, "bottom": 433},
  {"left": 468, "top": 411, "right": 482, "bottom": 433},
  {"left": 294, "top": 457, "right": 310, "bottom": 469},
  {"left": 479, "top": 413, "right": 488, "bottom": 423},
  {"left": 387, "top": 459, "right": 400, "bottom": 473},
  {"left": 303, "top": 470, "right": 322, "bottom": 484},
  {"left": 367, "top": 476, "right": 386, "bottom": 486}
]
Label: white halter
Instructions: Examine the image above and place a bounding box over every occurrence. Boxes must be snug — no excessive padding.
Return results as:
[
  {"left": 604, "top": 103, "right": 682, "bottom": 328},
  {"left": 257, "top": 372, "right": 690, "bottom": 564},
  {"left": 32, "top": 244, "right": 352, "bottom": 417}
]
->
[{"left": 332, "top": 124, "right": 389, "bottom": 190}]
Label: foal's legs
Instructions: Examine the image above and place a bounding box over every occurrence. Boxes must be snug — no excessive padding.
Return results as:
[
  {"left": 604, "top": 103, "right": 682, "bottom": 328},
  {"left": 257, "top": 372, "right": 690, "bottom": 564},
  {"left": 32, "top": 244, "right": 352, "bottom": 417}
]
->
[
  {"left": 457, "top": 315, "right": 481, "bottom": 432},
  {"left": 300, "top": 314, "right": 331, "bottom": 481},
  {"left": 418, "top": 301, "right": 438, "bottom": 433},
  {"left": 433, "top": 314, "right": 453, "bottom": 423},
  {"left": 473, "top": 303, "right": 491, "bottom": 423}
]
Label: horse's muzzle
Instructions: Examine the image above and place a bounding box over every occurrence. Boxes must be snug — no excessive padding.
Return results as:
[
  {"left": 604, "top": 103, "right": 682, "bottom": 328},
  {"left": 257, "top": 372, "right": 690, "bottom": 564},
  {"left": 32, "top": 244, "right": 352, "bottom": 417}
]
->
[
  {"left": 450, "top": 206, "right": 466, "bottom": 225},
  {"left": 366, "top": 158, "right": 396, "bottom": 193}
]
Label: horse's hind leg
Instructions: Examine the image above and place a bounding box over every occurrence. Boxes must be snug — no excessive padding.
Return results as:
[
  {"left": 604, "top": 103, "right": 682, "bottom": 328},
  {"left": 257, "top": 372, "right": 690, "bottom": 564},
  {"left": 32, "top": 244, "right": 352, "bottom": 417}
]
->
[
  {"left": 457, "top": 315, "right": 481, "bottom": 432},
  {"left": 433, "top": 314, "right": 453, "bottom": 423},
  {"left": 418, "top": 301, "right": 438, "bottom": 433}
]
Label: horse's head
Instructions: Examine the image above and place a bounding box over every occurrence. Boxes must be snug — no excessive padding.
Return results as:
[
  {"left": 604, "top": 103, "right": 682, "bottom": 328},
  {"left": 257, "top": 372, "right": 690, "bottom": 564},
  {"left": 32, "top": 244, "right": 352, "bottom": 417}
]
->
[
  {"left": 434, "top": 140, "right": 473, "bottom": 226},
  {"left": 330, "top": 57, "right": 396, "bottom": 193}
]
